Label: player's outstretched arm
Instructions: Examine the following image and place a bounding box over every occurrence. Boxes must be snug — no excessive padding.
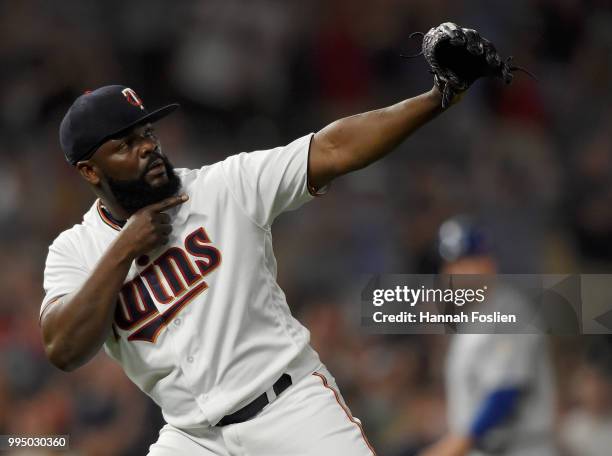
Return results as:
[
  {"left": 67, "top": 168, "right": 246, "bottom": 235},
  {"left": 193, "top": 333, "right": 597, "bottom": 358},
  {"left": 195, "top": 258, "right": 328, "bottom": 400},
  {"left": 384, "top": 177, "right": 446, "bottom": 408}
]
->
[
  {"left": 41, "top": 194, "right": 188, "bottom": 371},
  {"left": 308, "top": 20, "right": 520, "bottom": 191},
  {"left": 308, "top": 86, "right": 447, "bottom": 191}
]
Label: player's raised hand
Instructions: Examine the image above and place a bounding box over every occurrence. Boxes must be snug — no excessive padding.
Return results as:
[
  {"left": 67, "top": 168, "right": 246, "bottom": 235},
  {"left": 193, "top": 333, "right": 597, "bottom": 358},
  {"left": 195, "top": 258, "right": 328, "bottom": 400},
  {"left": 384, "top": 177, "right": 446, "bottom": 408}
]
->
[{"left": 118, "top": 193, "right": 189, "bottom": 258}]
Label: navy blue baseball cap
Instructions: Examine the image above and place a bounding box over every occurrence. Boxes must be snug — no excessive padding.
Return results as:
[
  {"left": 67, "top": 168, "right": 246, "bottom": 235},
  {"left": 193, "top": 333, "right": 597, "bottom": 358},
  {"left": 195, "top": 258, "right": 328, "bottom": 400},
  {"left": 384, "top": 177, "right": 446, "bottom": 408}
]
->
[{"left": 59, "top": 85, "right": 179, "bottom": 165}]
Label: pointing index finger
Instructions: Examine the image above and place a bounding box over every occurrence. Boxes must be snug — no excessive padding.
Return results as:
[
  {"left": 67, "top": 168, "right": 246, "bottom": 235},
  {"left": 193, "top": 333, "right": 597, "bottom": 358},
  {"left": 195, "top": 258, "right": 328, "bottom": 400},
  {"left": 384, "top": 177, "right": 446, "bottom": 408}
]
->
[{"left": 151, "top": 194, "right": 189, "bottom": 212}]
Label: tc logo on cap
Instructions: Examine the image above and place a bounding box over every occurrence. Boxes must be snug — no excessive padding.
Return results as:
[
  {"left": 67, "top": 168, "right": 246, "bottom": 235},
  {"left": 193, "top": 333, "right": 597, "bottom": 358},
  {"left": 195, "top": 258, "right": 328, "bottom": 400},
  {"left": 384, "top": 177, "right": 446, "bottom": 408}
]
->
[{"left": 122, "top": 88, "right": 145, "bottom": 110}]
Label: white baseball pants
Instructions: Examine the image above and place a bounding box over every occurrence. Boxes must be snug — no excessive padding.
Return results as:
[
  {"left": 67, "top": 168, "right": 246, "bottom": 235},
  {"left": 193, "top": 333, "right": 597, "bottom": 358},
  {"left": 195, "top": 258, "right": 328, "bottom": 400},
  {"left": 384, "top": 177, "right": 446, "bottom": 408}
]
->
[{"left": 147, "top": 365, "right": 376, "bottom": 456}]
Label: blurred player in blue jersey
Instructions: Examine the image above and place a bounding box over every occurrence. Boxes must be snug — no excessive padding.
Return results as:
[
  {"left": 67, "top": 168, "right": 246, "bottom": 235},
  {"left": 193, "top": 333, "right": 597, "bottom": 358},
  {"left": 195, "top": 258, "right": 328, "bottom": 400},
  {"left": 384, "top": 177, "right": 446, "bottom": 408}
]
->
[{"left": 421, "top": 215, "right": 558, "bottom": 456}]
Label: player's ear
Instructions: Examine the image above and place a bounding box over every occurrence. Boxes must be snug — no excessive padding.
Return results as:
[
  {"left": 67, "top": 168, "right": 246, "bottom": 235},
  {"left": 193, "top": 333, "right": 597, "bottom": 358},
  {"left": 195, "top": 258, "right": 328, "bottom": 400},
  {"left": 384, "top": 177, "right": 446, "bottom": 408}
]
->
[{"left": 76, "top": 160, "right": 102, "bottom": 185}]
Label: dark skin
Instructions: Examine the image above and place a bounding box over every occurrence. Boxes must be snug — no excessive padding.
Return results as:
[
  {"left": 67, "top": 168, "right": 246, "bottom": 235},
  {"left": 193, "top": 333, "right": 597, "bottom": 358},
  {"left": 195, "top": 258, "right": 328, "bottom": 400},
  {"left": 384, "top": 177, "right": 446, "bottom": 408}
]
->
[
  {"left": 42, "top": 123, "right": 189, "bottom": 371},
  {"left": 78, "top": 123, "right": 171, "bottom": 220},
  {"left": 41, "top": 86, "right": 449, "bottom": 371}
]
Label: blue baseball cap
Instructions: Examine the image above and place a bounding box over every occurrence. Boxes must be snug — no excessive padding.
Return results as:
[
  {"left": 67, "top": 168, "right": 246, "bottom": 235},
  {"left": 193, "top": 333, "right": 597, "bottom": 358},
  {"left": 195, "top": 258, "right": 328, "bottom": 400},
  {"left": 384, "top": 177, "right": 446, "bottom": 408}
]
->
[{"left": 59, "top": 85, "right": 179, "bottom": 165}]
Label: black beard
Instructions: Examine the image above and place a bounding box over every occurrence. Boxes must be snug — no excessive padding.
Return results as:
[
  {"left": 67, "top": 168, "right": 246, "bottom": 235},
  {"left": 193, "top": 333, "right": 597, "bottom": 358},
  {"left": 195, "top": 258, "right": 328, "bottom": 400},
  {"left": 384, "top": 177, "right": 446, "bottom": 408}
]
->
[{"left": 106, "top": 157, "right": 181, "bottom": 215}]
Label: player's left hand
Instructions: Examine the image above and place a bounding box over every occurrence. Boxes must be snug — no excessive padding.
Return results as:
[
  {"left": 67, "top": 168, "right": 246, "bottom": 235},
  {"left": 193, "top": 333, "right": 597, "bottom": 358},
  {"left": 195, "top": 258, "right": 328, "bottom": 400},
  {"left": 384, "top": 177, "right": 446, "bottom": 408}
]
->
[{"left": 419, "top": 22, "right": 526, "bottom": 108}]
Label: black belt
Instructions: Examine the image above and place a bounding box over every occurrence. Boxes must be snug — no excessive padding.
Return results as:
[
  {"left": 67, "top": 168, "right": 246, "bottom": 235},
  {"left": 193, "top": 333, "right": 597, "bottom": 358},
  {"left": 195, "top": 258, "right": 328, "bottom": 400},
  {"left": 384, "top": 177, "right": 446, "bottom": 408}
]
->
[{"left": 217, "top": 374, "right": 292, "bottom": 426}]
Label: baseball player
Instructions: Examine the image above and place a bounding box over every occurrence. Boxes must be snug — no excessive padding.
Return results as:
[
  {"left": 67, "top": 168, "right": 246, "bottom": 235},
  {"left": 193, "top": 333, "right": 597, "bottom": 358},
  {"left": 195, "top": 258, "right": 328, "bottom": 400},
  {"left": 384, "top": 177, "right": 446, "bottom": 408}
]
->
[
  {"left": 420, "top": 216, "right": 557, "bottom": 456},
  {"left": 40, "top": 24, "right": 518, "bottom": 455}
]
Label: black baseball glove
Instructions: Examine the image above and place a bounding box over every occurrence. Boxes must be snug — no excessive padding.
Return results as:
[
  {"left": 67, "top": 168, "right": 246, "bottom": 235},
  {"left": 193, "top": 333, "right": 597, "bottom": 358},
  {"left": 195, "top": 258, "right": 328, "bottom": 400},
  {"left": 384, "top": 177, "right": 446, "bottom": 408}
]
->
[{"left": 414, "top": 22, "right": 527, "bottom": 108}]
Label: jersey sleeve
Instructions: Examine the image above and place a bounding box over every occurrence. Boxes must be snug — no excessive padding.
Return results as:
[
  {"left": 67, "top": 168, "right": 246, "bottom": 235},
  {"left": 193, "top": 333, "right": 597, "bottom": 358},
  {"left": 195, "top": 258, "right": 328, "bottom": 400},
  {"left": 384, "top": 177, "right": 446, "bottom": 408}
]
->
[
  {"left": 41, "top": 231, "right": 90, "bottom": 320},
  {"left": 220, "top": 133, "right": 315, "bottom": 227},
  {"left": 447, "top": 334, "right": 541, "bottom": 437}
]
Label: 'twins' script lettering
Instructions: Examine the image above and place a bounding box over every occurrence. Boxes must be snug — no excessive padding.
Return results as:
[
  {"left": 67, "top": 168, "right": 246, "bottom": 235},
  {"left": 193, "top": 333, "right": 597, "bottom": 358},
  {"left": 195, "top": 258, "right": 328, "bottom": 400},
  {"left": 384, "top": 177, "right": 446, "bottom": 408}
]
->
[{"left": 114, "top": 227, "right": 221, "bottom": 343}]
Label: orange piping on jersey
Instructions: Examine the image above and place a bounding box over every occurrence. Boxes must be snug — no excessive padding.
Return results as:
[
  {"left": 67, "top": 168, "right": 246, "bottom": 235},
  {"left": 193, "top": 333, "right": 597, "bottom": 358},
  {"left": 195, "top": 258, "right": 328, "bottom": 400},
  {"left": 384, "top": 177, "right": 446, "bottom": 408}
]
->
[
  {"left": 97, "top": 200, "right": 122, "bottom": 231},
  {"left": 312, "top": 372, "right": 377, "bottom": 456}
]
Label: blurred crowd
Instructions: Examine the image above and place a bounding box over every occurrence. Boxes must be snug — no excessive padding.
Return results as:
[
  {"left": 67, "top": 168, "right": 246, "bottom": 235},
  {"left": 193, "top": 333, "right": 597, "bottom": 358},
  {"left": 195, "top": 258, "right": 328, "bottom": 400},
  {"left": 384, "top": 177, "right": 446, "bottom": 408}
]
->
[{"left": 1, "top": 0, "right": 611, "bottom": 454}]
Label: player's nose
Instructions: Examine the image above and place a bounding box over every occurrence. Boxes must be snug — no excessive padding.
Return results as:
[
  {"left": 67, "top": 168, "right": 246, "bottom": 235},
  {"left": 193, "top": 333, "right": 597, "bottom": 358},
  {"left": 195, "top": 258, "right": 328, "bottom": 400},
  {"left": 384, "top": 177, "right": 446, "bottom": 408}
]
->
[{"left": 137, "top": 136, "right": 156, "bottom": 159}]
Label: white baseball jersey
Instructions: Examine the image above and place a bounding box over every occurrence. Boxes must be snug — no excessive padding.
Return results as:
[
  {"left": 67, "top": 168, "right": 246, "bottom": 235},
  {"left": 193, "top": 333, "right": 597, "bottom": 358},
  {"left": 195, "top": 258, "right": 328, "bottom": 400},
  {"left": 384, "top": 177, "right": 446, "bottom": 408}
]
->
[
  {"left": 446, "top": 289, "right": 557, "bottom": 456},
  {"left": 41, "top": 133, "right": 323, "bottom": 430}
]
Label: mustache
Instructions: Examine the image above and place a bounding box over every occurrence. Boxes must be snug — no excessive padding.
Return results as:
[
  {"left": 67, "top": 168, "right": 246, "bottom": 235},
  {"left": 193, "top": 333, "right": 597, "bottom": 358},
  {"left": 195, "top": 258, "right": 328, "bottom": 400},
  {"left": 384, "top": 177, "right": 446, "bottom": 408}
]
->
[{"left": 142, "top": 150, "right": 166, "bottom": 174}]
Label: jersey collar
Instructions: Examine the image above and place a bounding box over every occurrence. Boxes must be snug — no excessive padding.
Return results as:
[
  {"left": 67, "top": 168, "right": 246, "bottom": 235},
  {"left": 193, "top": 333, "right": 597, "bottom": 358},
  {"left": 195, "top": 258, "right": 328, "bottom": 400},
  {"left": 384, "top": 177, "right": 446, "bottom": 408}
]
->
[{"left": 96, "top": 200, "right": 125, "bottom": 231}]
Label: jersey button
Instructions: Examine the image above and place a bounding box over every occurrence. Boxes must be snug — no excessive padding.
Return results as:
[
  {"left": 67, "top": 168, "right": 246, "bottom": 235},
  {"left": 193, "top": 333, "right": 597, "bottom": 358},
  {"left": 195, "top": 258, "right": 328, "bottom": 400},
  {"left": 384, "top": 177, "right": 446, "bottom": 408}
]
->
[
  {"left": 187, "top": 356, "right": 194, "bottom": 363},
  {"left": 174, "top": 318, "right": 181, "bottom": 326}
]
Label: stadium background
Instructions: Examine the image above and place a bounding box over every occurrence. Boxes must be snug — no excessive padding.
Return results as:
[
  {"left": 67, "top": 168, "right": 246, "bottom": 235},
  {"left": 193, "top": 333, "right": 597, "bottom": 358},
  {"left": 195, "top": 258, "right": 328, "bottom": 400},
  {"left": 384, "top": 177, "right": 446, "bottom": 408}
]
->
[{"left": 1, "top": 0, "right": 611, "bottom": 454}]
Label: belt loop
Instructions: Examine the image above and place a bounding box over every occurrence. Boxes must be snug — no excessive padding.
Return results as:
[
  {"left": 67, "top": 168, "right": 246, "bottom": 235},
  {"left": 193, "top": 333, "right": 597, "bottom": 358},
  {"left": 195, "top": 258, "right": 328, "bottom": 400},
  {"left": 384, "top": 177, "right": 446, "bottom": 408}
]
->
[{"left": 266, "top": 388, "right": 277, "bottom": 402}]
